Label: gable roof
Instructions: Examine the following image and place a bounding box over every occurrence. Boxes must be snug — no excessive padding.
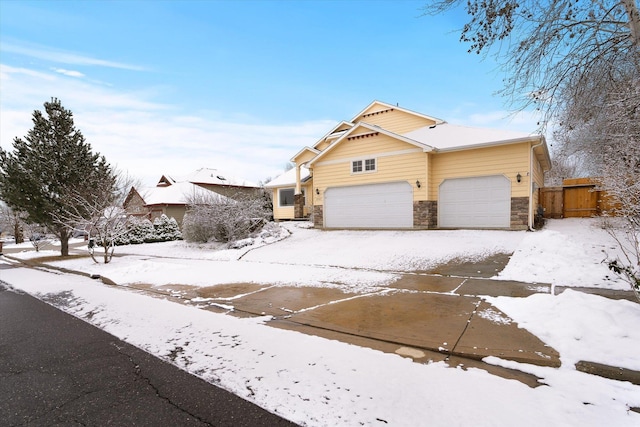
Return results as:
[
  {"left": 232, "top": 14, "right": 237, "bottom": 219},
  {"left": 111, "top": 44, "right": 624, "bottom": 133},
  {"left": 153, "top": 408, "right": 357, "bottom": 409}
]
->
[
  {"left": 351, "top": 100, "right": 444, "bottom": 125},
  {"left": 308, "top": 122, "right": 433, "bottom": 166},
  {"left": 290, "top": 146, "right": 320, "bottom": 163},
  {"left": 312, "top": 121, "right": 354, "bottom": 150}
]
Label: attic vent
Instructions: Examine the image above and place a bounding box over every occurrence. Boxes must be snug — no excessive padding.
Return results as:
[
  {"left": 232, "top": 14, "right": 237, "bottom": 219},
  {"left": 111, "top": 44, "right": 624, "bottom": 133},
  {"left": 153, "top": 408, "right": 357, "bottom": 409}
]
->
[
  {"left": 362, "top": 108, "right": 394, "bottom": 118},
  {"left": 347, "top": 132, "right": 379, "bottom": 141},
  {"left": 217, "top": 175, "right": 226, "bottom": 181}
]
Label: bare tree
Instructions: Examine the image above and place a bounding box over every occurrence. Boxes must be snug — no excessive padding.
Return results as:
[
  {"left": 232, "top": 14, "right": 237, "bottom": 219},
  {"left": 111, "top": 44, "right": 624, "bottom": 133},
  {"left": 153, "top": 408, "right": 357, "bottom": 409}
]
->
[
  {"left": 424, "top": 0, "right": 640, "bottom": 128},
  {"left": 60, "top": 169, "right": 137, "bottom": 263},
  {"left": 0, "top": 203, "right": 26, "bottom": 244},
  {"left": 426, "top": 0, "right": 640, "bottom": 300}
]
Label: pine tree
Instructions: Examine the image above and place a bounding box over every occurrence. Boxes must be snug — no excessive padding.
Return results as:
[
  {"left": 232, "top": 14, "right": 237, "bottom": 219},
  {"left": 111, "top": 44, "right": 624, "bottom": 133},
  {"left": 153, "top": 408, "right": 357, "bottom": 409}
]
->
[{"left": 0, "top": 98, "right": 114, "bottom": 256}]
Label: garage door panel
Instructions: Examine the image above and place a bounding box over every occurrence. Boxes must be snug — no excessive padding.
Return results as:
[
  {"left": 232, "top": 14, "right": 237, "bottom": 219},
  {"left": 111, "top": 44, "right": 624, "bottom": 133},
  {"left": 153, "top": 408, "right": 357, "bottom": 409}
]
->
[
  {"left": 325, "top": 182, "right": 413, "bottom": 228},
  {"left": 439, "top": 175, "right": 511, "bottom": 228}
]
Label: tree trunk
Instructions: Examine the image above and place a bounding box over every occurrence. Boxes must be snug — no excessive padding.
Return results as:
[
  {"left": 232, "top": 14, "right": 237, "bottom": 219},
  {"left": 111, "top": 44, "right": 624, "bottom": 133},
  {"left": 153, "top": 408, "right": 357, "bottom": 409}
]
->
[
  {"left": 59, "top": 228, "right": 70, "bottom": 256},
  {"left": 13, "top": 222, "right": 24, "bottom": 244}
]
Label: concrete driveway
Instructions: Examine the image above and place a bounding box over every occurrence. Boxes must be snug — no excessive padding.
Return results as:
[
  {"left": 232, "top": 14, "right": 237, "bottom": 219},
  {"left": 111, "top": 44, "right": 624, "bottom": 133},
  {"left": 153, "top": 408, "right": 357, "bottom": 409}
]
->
[{"left": 124, "top": 254, "right": 562, "bottom": 387}]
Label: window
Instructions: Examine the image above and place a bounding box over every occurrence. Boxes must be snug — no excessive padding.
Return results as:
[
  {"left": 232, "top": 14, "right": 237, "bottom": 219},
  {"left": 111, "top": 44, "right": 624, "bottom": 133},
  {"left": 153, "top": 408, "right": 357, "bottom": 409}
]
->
[
  {"left": 279, "top": 188, "right": 295, "bottom": 207},
  {"left": 365, "top": 158, "right": 376, "bottom": 171},
  {"left": 352, "top": 158, "right": 376, "bottom": 174}
]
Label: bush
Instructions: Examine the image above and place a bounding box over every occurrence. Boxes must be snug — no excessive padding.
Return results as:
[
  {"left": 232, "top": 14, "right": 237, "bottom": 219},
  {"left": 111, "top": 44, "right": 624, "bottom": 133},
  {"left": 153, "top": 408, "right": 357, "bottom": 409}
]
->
[
  {"left": 105, "top": 215, "right": 182, "bottom": 246},
  {"left": 182, "top": 191, "right": 270, "bottom": 243}
]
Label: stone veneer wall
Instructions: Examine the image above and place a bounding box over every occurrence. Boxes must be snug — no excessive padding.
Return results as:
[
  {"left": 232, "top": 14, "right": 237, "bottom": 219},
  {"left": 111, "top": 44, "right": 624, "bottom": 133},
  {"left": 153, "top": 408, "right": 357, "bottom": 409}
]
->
[
  {"left": 313, "top": 205, "right": 323, "bottom": 228},
  {"left": 413, "top": 201, "right": 437, "bottom": 228},
  {"left": 511, "top": 197, "right": 529, "bottom": 229}
]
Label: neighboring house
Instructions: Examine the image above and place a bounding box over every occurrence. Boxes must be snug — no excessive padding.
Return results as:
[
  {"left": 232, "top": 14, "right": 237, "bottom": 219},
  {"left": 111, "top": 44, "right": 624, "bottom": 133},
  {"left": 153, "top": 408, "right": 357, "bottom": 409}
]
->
[
  {"left": 123, "top": 168, "right": 259, "bottom": 226},
  {"left": 266, "top": 100, "right": 552, "bottom": 230}
]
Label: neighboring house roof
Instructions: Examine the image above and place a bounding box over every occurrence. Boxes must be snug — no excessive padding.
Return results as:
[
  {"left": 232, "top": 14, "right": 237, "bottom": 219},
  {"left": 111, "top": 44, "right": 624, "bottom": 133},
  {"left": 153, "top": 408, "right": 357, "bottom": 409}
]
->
[
  {"left": 143, "top": 181, "right": 227, "bottom": 206},
  {"left": 265, "top": 166, "right": 311, "bottom": 188},
  {"left": 179, "top": 168, "right": 258, "bottom": 188},
  {"left": 403, "top": 123, "right": 541, "bottom": 151}
]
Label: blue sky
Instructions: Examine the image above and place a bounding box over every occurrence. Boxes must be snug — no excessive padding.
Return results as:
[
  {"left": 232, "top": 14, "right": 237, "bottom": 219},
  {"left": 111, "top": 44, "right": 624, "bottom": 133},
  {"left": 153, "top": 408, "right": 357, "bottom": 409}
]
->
[{"left": 0, "top": 0, "right": 541, "bottom": 186}]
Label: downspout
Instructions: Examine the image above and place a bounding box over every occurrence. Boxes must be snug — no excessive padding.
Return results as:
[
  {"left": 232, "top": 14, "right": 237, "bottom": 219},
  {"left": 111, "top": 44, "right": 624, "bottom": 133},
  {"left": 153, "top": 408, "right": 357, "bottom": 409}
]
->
[{"left": 529, "top": 139, "right": 545, "bottom": 230}]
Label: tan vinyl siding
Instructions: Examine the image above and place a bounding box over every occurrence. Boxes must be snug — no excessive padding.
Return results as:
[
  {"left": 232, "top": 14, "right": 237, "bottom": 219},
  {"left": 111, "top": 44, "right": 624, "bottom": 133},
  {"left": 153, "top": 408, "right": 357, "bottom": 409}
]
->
[
  {"left": 312, "top": 134, "right": 426, "bottom": 205},
  {"left": 271, "top": 183, "right": 313, "bottom": 220},
  {"left": 272, "top": 188, "right": 295, "bottom": 220},
  {"left": 294, "top": 149, "right": 318, "bottom": 164},
  {"left": 315, "top": 140, "right": 332, "bottom": 151},
  {"left": 356, "top": 108, "right": 436, "bottom": 134},
  {"left": 430, "top": 143, "right": 531, "bottom": 199},
  {"left": 531, "top": 148, "right": 545, "bottom": 209},
  {"left": 302, "top": 182, "right": 313, "bottom": 216}
]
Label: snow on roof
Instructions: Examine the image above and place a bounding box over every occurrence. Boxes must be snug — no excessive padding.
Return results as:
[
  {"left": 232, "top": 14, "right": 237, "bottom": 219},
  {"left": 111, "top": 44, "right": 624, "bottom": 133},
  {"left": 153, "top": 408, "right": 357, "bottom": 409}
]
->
[
  {"left": 142, "top": 181, "right": 226, "bottom": 205},
  {"left": 265, "top": 166, "right": 310, "bottom": 188},
  {"left": 403, "top": 123, "right": 541, "bottom": 151},
  {"left": 177, "top": 168, "right": 258, "bottom": 188}
]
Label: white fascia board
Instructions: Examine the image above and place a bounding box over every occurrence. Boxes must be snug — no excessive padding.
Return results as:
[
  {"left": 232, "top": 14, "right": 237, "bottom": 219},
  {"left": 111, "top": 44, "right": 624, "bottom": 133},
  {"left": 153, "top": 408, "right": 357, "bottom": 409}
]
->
[
  {"left": 312, "top": 121, "right": 354, "bottom": 149},
  {"left": 434, "top": 135, "right": 542, "bottom": 153},
  {"left": 289, "top": 146, "right": 320, "bottom": 163},
  {"left": 351, "top": 100, "right": 445, "bottom": 124}
]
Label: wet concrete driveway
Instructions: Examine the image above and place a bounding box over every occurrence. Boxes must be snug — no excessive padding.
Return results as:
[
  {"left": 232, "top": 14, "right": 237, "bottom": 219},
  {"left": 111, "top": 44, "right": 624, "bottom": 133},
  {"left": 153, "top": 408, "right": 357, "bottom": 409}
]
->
[{"left": 134, "top": 253, "right": 561, "bottom": 386}]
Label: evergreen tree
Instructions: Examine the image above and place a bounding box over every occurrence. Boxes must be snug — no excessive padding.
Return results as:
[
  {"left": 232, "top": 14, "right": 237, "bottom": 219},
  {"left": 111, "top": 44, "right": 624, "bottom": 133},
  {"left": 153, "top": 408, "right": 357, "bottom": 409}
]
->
[
  {"left": 153, "top": 214, "right": 182, "bottom": 241},
  {"left": 0, "top": 98, "right": 114, "bottom": 256}
]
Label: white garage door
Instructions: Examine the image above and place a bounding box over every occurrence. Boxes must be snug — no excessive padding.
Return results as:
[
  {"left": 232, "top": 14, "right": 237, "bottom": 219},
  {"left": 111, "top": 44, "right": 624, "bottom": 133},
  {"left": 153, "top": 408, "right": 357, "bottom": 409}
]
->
[
  {"left": 324, "top": 181, "right": 413, "bottom": 228},
  {"left": 439, "top": 175, "right": 511, "bottom": 228}
]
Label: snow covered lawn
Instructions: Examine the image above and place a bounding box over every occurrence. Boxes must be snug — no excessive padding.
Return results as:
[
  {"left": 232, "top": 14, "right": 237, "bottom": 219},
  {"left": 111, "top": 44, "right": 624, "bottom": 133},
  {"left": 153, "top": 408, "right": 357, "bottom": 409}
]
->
[{"left": 1, "top": 218, "right": 639, "bottom": 426}]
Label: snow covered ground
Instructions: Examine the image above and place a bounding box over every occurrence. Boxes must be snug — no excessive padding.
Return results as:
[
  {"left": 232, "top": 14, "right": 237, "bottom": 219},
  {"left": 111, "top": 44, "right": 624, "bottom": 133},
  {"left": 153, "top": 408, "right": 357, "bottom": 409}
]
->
[{"left": 1, "top": 218, "right": 639, "bottom": 426}]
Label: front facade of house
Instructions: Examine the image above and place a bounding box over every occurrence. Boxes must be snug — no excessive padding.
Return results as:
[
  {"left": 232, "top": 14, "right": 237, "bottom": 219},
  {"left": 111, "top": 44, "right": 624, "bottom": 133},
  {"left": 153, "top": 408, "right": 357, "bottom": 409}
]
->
[{"left": 267, "top": 101, "right": 551, "bottom": 230}]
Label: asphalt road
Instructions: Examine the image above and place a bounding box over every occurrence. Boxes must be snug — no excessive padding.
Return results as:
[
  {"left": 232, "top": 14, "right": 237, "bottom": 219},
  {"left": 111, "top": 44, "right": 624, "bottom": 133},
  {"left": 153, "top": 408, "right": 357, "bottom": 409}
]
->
[{"left": 0, "top": 281, "right": 297, "bottom": 426}]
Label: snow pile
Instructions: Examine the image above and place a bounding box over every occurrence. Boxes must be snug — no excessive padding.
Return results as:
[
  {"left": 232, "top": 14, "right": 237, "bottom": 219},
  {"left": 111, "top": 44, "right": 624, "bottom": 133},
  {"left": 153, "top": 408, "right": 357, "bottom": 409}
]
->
[
  {"left": 489, "top": 290, "right": 640, "bottom": 370},
  {"left": 497, "top": 218, "right": 627, "bottom": 289}
]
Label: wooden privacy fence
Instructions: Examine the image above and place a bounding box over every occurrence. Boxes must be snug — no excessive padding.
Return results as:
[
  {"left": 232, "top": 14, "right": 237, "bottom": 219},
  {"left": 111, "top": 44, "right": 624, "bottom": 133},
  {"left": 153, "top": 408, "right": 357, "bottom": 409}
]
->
[{"left": 540, "top": 178, "right": 614, "bottom": 219}]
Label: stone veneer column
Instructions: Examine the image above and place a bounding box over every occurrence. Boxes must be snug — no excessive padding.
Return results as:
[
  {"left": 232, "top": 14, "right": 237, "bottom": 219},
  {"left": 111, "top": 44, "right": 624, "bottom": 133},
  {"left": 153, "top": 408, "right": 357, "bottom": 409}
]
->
[
  {"left": 313, "top": 205, "right": 323, "bottom": 228},
  {"left": 510, "top": 197, "right": 529, "bottom": 229},
  {"left": 294, "top": 194, "right": 304, "bottom": 219},
  {"left": 413, "top": 201, "right": 438, "bottom": 228}
]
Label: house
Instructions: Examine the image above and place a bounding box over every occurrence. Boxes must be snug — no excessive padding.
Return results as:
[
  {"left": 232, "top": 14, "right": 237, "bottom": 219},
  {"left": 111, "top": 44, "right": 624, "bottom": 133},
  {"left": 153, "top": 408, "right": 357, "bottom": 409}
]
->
[
  {"left": 266, "top": 101, "right": 552, "bottom": 230},
  {"left": 123, "top": 168, "right": 259, "bottom": 226}
]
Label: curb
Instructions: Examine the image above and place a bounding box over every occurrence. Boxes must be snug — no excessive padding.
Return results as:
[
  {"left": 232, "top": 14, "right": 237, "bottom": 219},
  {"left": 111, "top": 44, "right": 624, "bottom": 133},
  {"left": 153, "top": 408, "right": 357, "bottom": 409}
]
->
[{"left": 575, "top": 361, "right": 640, "bottom": 386}]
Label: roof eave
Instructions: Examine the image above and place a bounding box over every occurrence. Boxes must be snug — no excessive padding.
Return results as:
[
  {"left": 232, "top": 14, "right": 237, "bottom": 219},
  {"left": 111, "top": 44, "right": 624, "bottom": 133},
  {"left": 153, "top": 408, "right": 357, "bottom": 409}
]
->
[{"left": 434, "top": 135, "right": 543, "bottom": 153}]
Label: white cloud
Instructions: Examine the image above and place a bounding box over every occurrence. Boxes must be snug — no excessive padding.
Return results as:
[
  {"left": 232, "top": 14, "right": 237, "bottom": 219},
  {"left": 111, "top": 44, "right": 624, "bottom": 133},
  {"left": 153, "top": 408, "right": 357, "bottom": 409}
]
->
[
  {"left": 51, "top": 68, "right": 85, "bottom": 78},
  {"left": 1, "top": 40, "right": 145, "bottom": 71},
  {"left": 0, "top": 63, "right": 332, "bottom": 186}
]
